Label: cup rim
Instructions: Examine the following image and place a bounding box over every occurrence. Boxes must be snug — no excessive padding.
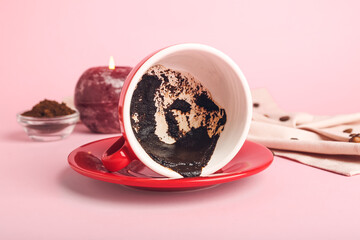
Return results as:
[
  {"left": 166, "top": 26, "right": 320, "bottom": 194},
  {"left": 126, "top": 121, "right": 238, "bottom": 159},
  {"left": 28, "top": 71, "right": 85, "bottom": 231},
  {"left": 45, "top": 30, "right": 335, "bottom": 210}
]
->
[{"left": 119, "top": 43, "right": 252, "bottom": 178}]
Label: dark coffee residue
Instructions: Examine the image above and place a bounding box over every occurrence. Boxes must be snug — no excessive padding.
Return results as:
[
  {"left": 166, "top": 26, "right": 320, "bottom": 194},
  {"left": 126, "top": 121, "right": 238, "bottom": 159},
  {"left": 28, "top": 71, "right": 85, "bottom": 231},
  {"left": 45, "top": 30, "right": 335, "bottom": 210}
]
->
[
  {"left": 130, "top": 73, "right": 226, "bottom": 177},
  {"left": 169, "top": 99, "right": 191, "bottom": 113},
  {"left": 22, "top": 99, "right": 75, "bottom": 118},
  {"left": 195, "top": 92, "right": 219, "bottom": 111},
  {"left": 164, "top": 110, "right": 181, "bottom": 140}
]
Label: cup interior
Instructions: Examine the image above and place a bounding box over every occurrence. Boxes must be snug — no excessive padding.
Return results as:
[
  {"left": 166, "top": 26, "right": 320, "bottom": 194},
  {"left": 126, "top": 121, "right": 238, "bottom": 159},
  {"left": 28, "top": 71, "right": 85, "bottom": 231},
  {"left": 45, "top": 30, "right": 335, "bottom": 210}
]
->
[{"left": 122, "top": 44, "right": 252, "bottom": 178}]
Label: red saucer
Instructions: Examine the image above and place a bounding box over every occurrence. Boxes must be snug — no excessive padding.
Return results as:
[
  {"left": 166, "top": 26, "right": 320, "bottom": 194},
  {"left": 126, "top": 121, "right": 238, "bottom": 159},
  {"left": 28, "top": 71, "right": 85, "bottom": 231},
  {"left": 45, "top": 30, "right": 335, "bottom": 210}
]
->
[{"left": 68, "top": 136, "right": 273, "bottom": 191}]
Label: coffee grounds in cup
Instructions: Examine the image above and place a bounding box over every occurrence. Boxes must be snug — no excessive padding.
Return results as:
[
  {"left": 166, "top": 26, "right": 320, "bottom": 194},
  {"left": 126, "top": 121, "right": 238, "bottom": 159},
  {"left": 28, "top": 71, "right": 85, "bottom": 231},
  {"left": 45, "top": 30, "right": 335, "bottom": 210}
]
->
[{"left": 130, "top": 65, "right": 227, "bottom": 177}]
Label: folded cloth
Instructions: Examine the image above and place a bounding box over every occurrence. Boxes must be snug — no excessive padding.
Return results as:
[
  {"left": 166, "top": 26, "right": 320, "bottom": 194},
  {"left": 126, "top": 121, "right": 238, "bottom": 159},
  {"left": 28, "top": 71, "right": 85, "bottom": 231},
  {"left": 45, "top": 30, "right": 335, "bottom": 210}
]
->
[{"left": 248, "top": 88, "right": 360, "bottom": 176}]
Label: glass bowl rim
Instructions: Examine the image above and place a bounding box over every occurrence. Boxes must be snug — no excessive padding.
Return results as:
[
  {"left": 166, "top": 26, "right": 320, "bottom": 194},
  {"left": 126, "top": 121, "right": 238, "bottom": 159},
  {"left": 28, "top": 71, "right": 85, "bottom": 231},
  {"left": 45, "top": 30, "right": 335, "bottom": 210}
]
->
[{"left": 16, "top": 109, "right": 80, "bottom": 122}]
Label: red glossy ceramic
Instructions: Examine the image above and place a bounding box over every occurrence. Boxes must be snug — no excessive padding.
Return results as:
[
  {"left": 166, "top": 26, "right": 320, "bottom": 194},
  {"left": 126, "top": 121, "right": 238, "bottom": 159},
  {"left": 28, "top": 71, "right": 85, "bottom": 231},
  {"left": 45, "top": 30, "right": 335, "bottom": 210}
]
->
[{"left": 68, "top": 136, "right": 273, "bottom": 191}]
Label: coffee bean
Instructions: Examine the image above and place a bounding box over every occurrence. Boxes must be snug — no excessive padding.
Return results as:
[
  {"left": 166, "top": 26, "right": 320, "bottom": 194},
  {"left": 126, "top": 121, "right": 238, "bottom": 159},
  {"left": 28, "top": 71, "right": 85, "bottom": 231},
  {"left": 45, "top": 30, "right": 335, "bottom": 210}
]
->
[
  {"left": 290, "top": 138, "right": 298, "bottom": 140},
  {"left": 253, "top": 103, "right": 260, "bottom": 108},
  {"left": 279, "top": 116, "right": 290, "bottom": 122},
  {"left": 349, "top": 136, "right": 360, "bottom": 143},
  {"left": 343, "top": 128, "right": 353, "bottom": 133}
]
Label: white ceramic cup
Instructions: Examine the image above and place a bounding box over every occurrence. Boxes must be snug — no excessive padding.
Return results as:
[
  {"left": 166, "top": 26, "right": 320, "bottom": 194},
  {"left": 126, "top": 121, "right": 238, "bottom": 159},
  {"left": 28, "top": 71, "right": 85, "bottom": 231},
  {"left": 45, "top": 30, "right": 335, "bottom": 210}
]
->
[{"left": 102, "top": 43, "right": 252, "bottom": 178}]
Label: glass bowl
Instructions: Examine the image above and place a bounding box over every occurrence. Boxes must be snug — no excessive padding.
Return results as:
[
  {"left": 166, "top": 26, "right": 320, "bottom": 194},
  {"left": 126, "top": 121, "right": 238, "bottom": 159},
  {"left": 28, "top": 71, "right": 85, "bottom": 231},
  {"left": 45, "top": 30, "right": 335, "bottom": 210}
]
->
[{"left": 16, "top": 110, "right": 80, "bottom": 141}]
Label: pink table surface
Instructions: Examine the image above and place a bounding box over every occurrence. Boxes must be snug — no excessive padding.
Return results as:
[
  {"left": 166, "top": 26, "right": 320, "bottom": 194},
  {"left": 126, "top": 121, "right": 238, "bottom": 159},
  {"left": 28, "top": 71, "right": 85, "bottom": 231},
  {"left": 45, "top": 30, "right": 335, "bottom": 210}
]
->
[{"left": 1, "top": 0, "right": 360, "bottom": 239}]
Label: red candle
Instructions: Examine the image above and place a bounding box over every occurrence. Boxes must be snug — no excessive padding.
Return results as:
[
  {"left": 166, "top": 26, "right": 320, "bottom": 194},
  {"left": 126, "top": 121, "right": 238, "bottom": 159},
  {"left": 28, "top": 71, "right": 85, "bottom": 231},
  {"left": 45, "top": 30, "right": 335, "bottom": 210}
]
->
[{"left": 75, "top": 57, "right": 132, "bottom": 133}]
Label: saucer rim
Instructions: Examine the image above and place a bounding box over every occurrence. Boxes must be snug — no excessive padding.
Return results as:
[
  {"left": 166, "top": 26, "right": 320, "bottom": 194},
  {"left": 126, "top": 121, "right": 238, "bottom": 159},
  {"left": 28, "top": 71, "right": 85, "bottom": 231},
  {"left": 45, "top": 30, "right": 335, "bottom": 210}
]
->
[{"left": 68, "top": 136, "right": 273, "bottom": 189}]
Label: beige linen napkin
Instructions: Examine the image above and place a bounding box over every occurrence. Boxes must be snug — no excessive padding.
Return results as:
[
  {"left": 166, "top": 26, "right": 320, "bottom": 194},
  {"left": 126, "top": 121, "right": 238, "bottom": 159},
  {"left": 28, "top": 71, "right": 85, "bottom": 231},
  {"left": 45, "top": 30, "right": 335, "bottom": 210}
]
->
[{"left": 248, "top": 88, "right": 360, "bottom": 176}]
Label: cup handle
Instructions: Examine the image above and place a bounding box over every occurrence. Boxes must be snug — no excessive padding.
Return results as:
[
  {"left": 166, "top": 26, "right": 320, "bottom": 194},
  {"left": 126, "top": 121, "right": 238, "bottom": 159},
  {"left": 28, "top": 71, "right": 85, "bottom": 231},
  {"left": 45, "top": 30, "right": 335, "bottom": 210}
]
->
[{"left": 101, "top": 136, "right": 134, "bottom": 172}]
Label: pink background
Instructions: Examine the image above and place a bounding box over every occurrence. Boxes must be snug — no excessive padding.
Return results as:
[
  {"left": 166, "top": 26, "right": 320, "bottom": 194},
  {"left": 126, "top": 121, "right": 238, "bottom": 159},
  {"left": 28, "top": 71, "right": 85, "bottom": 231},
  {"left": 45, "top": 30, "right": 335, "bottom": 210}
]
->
[{"left": 1, "top": 0, "right": 360, "bottom": 239}]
